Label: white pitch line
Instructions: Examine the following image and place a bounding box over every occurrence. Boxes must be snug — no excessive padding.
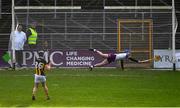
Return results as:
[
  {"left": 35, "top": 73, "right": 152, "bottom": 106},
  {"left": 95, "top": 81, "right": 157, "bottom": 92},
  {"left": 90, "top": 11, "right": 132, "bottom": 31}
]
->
[{"left": 12, "top": 74, "right": 142, "bottom": 78}]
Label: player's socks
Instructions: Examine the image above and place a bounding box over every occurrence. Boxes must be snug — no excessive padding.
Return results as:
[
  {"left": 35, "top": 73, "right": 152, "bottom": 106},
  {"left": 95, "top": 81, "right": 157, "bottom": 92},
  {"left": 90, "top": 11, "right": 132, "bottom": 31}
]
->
[
  {"left": 89, "top": 65, "right": 94, "bottom": 71},
  {"left": 32, "top": 95, "right": 35, "bottom": 100},
  {"left": 128, "top": 57, "right": 139, "bottom": 63}
]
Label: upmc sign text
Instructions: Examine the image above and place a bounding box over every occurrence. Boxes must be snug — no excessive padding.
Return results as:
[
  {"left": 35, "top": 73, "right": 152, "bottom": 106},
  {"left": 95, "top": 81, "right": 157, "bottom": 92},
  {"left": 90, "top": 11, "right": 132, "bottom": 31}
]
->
[{"left": 16, "top": 50, "right": 115, "bottom": 67}]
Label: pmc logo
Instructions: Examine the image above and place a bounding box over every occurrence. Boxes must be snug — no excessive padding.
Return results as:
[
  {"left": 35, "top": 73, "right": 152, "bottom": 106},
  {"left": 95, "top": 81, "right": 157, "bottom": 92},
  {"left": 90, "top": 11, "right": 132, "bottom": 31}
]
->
[{"left": 22, "top": 51, "right": 63, "bottom": 66}]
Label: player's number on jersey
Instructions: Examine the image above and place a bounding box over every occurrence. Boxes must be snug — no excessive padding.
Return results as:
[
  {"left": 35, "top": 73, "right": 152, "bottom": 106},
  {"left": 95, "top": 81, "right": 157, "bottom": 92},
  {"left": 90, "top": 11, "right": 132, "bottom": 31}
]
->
[{"left": 35, "top": 62, "right": 44, "bottom": 69}]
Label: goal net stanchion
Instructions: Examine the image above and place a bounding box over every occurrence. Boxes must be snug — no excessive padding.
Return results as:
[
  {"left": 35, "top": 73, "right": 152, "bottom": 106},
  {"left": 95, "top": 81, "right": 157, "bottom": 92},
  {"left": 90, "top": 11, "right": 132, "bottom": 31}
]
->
[
  {"left": 11, "top": 0, "right": 15, "bottom": 70},
  {"left": 10, "top": 0, "right": 21, "bottom": 70},
  {"left": 172, "top": 0, "right": 178, "bottom": 71}
]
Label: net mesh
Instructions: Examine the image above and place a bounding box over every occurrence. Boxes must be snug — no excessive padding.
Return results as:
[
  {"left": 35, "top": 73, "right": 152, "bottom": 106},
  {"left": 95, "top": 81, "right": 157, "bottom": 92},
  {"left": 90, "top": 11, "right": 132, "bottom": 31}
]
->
[
  {"left": 15, "top": 9, "right": 172, "bottom": 49},
  {"left": 14, "top": 8, "right": 173, "bottom": 67}
]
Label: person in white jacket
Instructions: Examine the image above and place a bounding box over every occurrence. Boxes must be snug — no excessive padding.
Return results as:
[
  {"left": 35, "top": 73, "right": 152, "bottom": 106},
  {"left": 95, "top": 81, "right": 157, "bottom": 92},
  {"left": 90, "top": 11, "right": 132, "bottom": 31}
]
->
[{"left": 14, "top": 24, "right": 26, "bottom": 67}]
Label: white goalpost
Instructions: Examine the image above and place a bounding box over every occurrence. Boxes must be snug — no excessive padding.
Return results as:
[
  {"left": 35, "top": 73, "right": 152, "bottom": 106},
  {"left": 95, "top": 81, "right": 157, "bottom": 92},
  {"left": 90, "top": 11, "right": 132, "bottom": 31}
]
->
[
  {"left": 172, "top": 0, "right": 177, "bottom": 71},
  {"left": 11, "top": 0, "right": 15, "bottom": 69}
]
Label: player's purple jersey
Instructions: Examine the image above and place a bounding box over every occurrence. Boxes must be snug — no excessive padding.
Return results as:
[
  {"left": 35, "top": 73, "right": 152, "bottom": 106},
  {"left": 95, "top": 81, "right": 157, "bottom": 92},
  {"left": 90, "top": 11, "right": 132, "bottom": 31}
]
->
[
  {"left": 107, "top": 53, "right": 116, "bottom": 63},
  {"left": 107, "top": 52, "right": 129, "bottom": 63}
]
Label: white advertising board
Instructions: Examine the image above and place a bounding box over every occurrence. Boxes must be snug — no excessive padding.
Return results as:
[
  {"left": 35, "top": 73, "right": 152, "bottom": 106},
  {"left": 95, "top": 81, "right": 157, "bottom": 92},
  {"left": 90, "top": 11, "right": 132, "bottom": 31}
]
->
[{"left": 154, "top": 50, "right": 180, "bottom": 68}]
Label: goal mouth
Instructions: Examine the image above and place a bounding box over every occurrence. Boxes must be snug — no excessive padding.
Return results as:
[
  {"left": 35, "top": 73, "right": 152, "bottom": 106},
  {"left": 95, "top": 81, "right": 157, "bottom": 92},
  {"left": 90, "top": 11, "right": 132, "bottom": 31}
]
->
[{"left": 8, "top": 0, "right": 177, "bottom": 68}]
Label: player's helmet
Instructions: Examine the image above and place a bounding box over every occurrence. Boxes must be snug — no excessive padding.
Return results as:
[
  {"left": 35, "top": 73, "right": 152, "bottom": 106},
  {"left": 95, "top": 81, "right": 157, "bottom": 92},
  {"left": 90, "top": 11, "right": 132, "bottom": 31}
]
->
[
  {"left": 124, "top": 49, "right": 130, "bottom": 58},
  {"left": 124, "top": 49, "right": 130, "bottom": 55}
]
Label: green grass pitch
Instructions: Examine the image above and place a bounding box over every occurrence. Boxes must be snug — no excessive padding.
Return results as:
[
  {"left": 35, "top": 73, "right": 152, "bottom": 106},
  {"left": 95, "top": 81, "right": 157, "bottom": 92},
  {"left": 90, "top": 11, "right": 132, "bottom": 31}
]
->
[{"left": 0, "top": 68, "right": 180, "bottom": 107}]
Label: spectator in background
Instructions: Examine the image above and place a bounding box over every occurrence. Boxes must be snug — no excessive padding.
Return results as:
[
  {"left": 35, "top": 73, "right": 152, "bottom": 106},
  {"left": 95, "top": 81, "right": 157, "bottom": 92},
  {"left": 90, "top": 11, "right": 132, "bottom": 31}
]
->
[
  {"left": 14, "top": 24, "right": 26, "bottom": 67},
  {"left": 27, "top": 22, "right": 38, "bottom": 50}
]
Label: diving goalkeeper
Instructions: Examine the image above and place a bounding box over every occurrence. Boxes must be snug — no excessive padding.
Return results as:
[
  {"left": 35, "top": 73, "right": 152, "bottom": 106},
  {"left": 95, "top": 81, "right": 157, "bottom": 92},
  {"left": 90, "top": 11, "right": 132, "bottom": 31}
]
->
[{"left": 89, "top": 48, "right": 160, "bottom": 70}]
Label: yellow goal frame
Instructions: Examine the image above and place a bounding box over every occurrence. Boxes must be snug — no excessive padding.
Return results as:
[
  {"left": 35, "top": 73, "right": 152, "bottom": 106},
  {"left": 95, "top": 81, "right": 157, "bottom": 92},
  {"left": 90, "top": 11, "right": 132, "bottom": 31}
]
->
[{"left": 117, "top": 19, "right": 153, "bottom": 60}]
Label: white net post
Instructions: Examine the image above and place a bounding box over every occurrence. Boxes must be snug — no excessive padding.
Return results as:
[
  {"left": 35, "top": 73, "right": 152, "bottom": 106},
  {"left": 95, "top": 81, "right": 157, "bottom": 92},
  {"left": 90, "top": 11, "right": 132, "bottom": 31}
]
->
[
  {"left": 11, "top": 0, "right": 16, "bottom": 69},
  {"left": 172, "top": 0, "right": 176, "bottom": 71}
]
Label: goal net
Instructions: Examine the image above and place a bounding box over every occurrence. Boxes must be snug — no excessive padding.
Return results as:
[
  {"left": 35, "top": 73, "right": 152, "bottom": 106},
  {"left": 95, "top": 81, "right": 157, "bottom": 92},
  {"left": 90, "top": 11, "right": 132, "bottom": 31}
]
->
[{"left": 9, "top": 1, "right": 177, "bottom": 68}]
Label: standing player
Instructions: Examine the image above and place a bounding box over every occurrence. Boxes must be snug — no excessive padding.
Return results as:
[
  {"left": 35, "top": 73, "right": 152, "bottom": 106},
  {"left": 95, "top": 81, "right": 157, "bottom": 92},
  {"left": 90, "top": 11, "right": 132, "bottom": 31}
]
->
[
  {"left": 32, "top": 51, "right": 51, "bottom": 100},
  {"left": 89, "top": 48, "right": 151, "bottom": 70}
]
